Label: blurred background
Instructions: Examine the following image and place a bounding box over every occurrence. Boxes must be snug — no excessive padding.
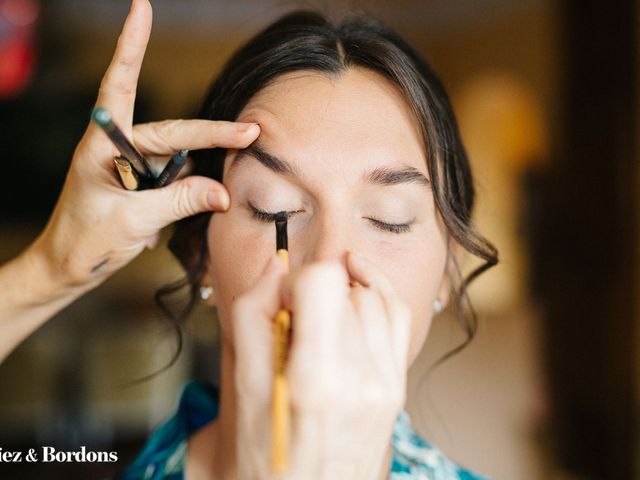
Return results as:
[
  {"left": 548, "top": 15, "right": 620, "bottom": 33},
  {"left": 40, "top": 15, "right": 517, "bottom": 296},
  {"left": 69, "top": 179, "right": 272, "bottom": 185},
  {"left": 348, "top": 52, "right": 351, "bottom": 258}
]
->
[{"left": 0, "top": 0, "right": 637, "bottom": 478}]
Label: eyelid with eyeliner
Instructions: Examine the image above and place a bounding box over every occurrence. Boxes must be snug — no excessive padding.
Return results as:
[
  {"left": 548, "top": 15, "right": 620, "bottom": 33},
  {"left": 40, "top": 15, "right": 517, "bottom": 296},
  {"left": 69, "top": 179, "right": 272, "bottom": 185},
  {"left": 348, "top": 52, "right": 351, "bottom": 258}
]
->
[{"left": 248, "top": 202, "right": 303, "bottom": 220}]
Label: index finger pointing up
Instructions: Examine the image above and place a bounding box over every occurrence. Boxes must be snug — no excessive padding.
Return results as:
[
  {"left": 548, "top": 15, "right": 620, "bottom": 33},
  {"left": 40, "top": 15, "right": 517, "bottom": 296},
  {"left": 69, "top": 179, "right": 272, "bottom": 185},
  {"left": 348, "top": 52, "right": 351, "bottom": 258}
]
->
[{"left": 95, "top": 0, "right": 152, "bottom": 129}]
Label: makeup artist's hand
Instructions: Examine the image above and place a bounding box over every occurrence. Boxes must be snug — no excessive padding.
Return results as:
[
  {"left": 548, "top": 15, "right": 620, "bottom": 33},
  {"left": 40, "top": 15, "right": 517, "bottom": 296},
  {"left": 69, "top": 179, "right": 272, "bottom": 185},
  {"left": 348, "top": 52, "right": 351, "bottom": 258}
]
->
[
  {"left": 0, "top": 0, "right": 259, "bottom": 363},
  {"left": 232, "top": 252, "right": 411, "bottom": 480},
  {"left": 29, "top": 0, "right": 260, "bottom": 289}
]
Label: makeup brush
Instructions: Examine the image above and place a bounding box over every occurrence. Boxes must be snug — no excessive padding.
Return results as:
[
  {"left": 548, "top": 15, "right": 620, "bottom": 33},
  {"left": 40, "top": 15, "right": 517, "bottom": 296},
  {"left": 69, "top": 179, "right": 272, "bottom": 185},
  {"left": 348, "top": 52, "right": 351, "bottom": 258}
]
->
[
  {"left": 113, "top": 156, "right": 139, "bottom": 191},
  {"left": 272, "top": 211, "right": 291, "bottom": 474}
]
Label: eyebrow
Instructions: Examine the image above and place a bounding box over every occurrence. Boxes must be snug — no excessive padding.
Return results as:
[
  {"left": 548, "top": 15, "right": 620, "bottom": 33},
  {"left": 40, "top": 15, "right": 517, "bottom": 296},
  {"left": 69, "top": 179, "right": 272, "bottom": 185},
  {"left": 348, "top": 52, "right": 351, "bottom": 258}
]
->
[{"left": 230, "top": 143, "right": 431, "bottom": 190}]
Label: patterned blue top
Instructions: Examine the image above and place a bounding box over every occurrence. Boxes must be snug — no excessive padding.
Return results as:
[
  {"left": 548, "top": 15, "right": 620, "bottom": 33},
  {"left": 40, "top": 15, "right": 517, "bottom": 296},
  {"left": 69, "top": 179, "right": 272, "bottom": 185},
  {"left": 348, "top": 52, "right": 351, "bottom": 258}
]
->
[{"left": 115, "top": 381, "right": 488, "bottom": 480}]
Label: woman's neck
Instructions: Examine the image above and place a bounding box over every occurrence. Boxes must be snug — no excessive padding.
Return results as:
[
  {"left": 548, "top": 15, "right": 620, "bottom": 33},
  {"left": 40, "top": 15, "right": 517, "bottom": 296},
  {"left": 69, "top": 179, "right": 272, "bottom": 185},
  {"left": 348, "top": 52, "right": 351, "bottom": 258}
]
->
[
  {"left": 186, "top": 340, "right": 238, "bottom": 480},
  {"left": 210, "top": 341, "right": 239, "bottom": 479}
]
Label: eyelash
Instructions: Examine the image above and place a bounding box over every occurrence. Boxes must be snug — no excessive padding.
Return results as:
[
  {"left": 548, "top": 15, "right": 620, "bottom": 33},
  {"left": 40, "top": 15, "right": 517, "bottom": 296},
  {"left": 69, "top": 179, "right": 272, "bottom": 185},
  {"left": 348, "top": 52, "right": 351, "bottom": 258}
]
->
[
  {"left": 248, "top": 203, "right": 413, "bottom": 234},
  {"left": 248, "top": 203, "right": 299, "bottom": 221},
  {"left": 366, "top": 218, "right": 413, "bottom": 234}
]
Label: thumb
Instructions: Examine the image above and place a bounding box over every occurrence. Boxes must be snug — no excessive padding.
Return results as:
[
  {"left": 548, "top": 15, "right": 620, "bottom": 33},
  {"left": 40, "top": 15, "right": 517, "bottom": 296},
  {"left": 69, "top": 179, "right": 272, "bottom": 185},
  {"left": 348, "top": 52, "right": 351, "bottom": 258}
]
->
[
  {"left": 135, "top": 175, "right": 229, "bottom": 227},
  {"left": 232, "top": 253, "right": 288, "bottom": 400}
]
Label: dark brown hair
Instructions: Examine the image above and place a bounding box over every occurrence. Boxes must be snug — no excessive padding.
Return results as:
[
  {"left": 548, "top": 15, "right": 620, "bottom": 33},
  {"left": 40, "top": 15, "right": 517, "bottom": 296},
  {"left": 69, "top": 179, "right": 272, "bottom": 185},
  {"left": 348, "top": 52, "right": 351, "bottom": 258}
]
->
[{"left": 156, "top": 10, "right": 498, "bottom": 369}]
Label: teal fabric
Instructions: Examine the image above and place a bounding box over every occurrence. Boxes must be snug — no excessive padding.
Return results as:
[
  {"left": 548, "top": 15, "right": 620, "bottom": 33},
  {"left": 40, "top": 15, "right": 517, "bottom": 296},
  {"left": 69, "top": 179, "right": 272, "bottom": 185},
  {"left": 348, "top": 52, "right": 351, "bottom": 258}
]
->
[{"left": 115, "top": 381, "right": 488, "bottom": 480}]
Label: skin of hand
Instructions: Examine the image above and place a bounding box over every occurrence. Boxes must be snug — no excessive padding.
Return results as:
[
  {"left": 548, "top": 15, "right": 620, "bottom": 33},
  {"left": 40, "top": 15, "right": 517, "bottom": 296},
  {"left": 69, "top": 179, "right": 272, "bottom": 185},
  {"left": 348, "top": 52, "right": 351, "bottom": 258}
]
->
[
  {"left": 0, "top": 0, "right": 259, "bottom": 361},
  {"left": 36, "top": 0, "right": 260, "bottom": 286},
  {"left": 189, "top": 69, "right": 463, "bottom": 478},
  {"left": 232, "top": 252, "right": 411, "bottom": 479}
]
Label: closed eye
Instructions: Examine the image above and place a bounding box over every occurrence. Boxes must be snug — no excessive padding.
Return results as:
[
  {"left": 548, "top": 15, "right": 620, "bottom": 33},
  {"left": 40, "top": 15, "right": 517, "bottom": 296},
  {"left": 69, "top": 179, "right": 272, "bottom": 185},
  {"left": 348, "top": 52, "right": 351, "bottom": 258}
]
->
[
  {"left": 365, "top": 218, "right": 413, "bottom": 234},
  {"left": 248, "top": 202, "right": 303, "bottom": 222}
]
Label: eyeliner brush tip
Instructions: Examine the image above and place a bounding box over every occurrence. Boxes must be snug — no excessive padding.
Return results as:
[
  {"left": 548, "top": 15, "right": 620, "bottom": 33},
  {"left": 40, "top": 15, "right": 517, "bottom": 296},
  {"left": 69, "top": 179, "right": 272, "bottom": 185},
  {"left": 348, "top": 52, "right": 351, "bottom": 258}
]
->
[{"left": 275, "top": 211, "right": 288, "bottom": 251}]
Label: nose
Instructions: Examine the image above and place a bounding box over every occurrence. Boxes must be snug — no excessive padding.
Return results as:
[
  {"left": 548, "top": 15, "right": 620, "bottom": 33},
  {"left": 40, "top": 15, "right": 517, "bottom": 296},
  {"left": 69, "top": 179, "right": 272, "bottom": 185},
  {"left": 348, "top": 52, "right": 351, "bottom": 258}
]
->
[{"left": 296, "top": 210, "right": 351, "bottom": 269}]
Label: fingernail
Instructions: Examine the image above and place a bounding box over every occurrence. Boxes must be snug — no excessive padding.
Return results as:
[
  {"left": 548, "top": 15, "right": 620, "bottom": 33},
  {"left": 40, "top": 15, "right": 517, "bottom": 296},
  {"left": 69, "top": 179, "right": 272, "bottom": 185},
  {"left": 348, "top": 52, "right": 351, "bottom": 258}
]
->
[
  {"left": 238, "top": 123, "right": 259, "bottom": 134},
  {"left": 207, "top": 190, "right": 229, "bottom": 210}
]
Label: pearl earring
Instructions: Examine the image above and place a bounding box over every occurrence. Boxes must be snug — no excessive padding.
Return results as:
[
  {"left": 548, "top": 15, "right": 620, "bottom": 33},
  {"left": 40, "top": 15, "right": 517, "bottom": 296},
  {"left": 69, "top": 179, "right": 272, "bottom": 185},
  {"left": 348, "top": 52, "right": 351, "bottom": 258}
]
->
[
  {"left": 432, "top": 298, "right": 443, "bottom": 314},
  {"left": 200, "top": 286, "right": 214, "bottom": 301}
]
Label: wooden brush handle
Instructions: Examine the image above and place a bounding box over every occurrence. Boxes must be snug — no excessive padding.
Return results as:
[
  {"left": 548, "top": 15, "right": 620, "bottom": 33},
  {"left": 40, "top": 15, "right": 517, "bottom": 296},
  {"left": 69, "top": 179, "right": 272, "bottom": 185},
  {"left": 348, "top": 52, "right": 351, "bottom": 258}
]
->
[{"left": 272, "top": 249, "right": 290, "bottom": 474}]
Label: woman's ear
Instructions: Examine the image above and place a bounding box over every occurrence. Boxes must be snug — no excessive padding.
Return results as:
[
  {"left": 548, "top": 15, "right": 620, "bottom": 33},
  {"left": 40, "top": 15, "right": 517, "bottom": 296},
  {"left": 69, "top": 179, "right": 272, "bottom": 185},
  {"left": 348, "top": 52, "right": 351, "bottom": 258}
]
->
[{"left": 436, "top": 237, "right": 465, "bottom": 310}]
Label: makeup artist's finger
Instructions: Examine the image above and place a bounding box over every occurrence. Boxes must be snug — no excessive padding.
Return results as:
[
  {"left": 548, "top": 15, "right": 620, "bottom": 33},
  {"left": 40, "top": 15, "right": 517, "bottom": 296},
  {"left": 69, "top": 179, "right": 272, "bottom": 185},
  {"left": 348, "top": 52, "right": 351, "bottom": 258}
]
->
[
  {"left": 289, "top": 263, "right": 348, "bottom": 343},
  {"left": 348, "top": 284, "right": 397, "bottom": 382},
  {"left": 134, "top": 175, "right": 230, "bottom": 227},
  {"left": 232, "top": 253, "right": 287, "bottom": 398},
  {"left": 133, "top": 120, "right": 261, "bottom": 155},
  {"left": 94, "top": 0, "right": 152, "bottom": 127},
  {"left": 346, "top": 251, "right": 412, "bottom": 369},
  {"left": 234, "top": 254, "right": 287, "bottom": 341},
  {"left": 346, "top": 251, "right": 396, "bottom": 310},
  {"left": 286, "top": 264, "right": 348, "bottom": 385},
  {"left": 145, "top": 232, "right": 160, "bottom": 250}
]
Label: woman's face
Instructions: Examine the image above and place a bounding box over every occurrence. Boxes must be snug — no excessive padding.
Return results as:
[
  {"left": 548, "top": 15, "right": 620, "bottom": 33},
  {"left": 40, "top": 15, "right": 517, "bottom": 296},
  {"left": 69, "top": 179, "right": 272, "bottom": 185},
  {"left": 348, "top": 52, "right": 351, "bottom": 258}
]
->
[{"left": 207, "top": 67, "right": 453, "bottom": 366}]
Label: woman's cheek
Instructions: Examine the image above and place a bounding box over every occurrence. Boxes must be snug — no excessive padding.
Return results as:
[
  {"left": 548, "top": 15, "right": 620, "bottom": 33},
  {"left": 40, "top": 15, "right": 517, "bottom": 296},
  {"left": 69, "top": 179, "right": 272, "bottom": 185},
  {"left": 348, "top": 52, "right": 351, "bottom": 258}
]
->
[
  {"left": 387, "top": 247, "right": 442, "bottom": 366},
  {"left": 207, "top": 211, "right": 272, "bottom": 314}
]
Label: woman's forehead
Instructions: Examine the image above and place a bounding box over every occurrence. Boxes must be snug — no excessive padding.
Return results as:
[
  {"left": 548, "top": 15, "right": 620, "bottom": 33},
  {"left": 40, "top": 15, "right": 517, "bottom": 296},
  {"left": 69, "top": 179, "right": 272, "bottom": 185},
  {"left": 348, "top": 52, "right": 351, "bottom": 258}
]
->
[{"left": 233, "top": 68, "right": 428, "bottom": 175}]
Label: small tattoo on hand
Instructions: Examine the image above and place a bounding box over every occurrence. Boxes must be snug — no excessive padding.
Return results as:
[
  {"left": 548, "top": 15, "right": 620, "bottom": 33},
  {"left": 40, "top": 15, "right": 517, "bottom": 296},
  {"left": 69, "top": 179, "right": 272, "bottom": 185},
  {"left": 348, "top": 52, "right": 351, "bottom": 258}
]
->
[{"left": 91, "top": 258, "right": 110, "bottom": 273}]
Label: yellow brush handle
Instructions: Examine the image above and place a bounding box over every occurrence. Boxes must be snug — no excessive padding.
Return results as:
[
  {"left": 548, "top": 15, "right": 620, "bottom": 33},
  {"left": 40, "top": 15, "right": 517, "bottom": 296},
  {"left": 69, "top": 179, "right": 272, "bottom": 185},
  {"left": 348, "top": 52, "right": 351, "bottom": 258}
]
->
[
  {"left": 276, "top": 249, "right": 289, "bottom": 268},
  {"left": 272, "top": 249, "right": 290, "bottom": 474},
  {"left": 272, "top": 373, "right": 289, "bottom": 474}
]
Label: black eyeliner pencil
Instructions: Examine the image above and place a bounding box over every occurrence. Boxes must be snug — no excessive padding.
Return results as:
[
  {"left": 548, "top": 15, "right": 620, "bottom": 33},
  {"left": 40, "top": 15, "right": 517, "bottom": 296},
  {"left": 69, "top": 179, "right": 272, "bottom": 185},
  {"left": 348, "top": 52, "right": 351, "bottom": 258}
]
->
[
  {"left": 154, "top": 150, "right": 188, "bottom": 188},
  {"left": 91, "top": 107, "right": 155, "bottom": 180}
]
